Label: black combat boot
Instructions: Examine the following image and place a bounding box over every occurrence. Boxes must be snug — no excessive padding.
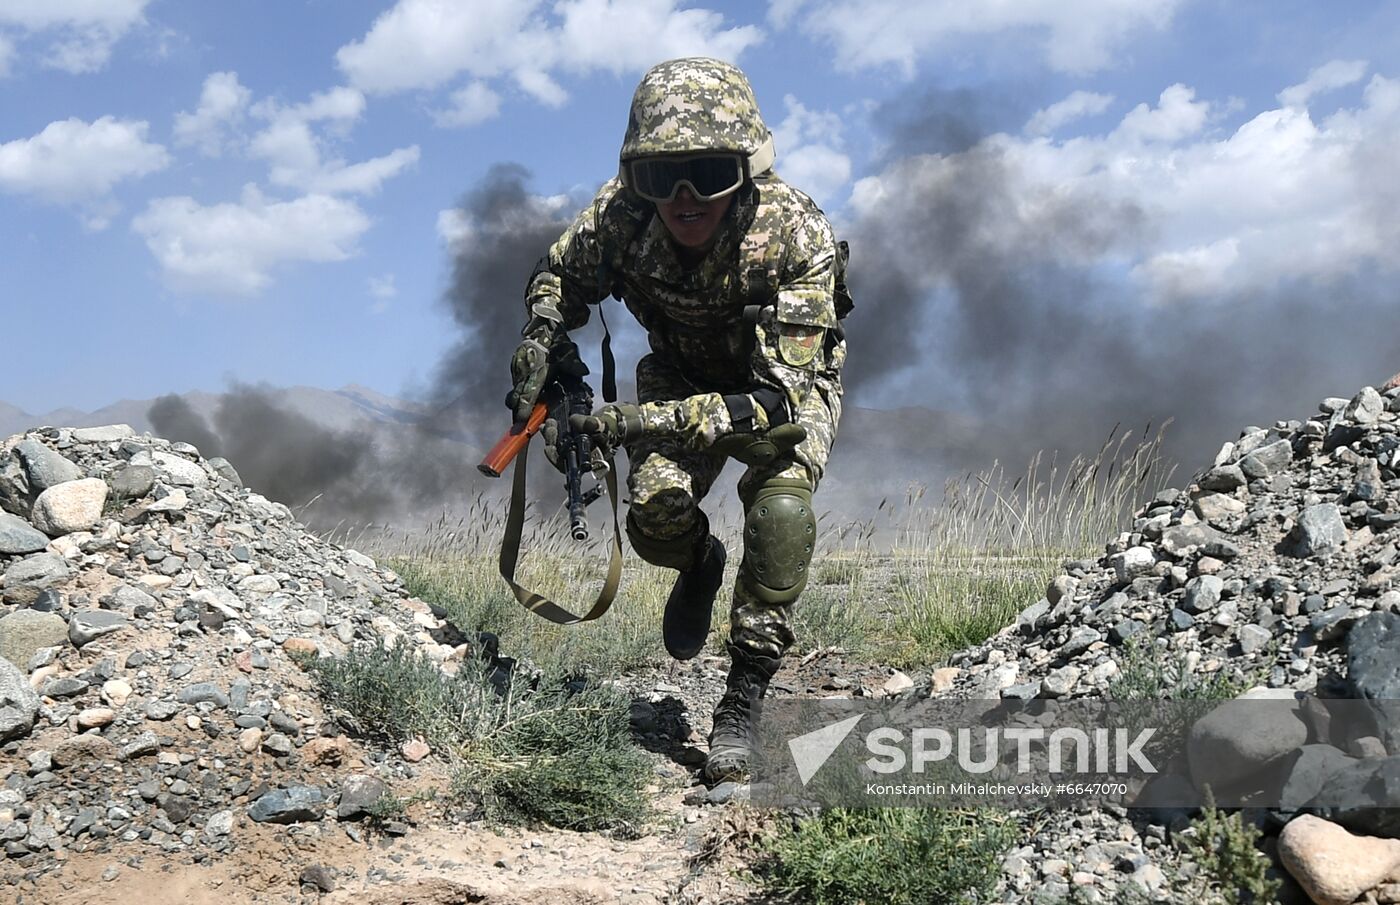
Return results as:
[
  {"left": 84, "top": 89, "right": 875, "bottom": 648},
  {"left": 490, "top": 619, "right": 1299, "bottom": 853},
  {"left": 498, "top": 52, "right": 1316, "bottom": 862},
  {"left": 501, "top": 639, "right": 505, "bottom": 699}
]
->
[
  {"left": 704, "top": 647, "right": 780, "bottom": 783},
  {"left": 662, "top": 530, "right": 726, "bottom": 661}
]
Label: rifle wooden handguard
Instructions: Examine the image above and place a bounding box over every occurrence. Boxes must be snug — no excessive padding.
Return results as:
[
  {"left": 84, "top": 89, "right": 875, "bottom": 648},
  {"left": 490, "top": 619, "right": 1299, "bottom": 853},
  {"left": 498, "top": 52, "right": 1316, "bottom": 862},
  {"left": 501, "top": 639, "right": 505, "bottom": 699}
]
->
[{"left": 478, "top": 403, "right": 548, "bottom": 478}]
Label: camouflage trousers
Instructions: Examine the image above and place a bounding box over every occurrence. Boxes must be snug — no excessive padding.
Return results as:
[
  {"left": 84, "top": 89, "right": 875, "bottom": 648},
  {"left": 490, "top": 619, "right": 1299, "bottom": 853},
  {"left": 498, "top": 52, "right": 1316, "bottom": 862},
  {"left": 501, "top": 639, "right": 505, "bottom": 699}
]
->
[{"left": 624, "top": 353, "right": 842, "bottom": 660}]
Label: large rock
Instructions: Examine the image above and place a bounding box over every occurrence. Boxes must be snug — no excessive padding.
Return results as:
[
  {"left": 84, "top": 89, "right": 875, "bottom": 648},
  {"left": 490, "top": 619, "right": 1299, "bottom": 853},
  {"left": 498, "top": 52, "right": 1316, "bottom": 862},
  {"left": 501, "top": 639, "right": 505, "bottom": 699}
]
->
[
  {"left": 1278, "top": 814, "right": 1400, "bottom": 905},
  {"left": 0, "top": 453, "right": 29, "bottom": 516},
  {"left": 1109, "top": 547, "right": 1155, "bottom": 583},
  {"left": 337, "top": 774, "right": 390, "bottom": 820},
  {"left": 13, "top": 440, "right": 81, "bottom": 492},
  {"left": 1, "top": 553, "right": 73, "bottom": 590},
  {"left": 248, "top": 786, "right": 326, "bottom": 824},
  {"left": 71, "top": 425, "right": 135, "bottom": 443},
  {"left": 1188, "top": 695, "right": 1309, "bottom": 792},
  {"left": 207, "top": 457, "right": 242, "bottom": 487},
  {"left": 31, "top": 478, "right": 107, "bottom": 537},
  {"left": 107, "top": 465, "right": 155, "bottom": 500},
  {"left": 0, "top": 512, "right": 49, "bottom": 555},
  {"left": 151, "top": 452, "right": 208, "bottom": 487},
  {"left": 1181, "top": 575, "right": 1223, "bottom": 614},
  {"left": 1349, "top": 612, "right": 1400, "bottom": 699},
  {"left": 1159, "top": 523, "right": 1224, "bottom": 556},
  {"left": 0, "top": 656, "right": 40, "bottom": 743},
  {"left": 0, "top": 609, "right": 68, "bottom": 669},
  {"left": 1280, "top": 745, "right": 1358, "bottom": 808},
  {"left": 1346, "top": 387, "right": 1385, "bottom": 424},
  {"left": 1290, "top": 504, "right": 1348, "bottom": 558},
  {"left": 1316, "top": 757, "right": 1400, "bottom": 839},
  {"left": 1240, "top": 439, "right": 1293, "bottom": 479},
  {"left": 1194, "top": 493, "right": 1246, "bottom": 526},
  {"left": 51, "top": 733, "right": 119, "bottom": 769}
]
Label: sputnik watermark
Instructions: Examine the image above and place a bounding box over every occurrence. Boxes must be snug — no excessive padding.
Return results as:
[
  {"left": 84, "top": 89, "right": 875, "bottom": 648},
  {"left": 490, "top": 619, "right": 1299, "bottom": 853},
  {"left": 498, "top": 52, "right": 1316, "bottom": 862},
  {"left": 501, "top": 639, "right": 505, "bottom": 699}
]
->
[
  {"left": 747, "top": 698, "right": 1400, "bottom": 809},
  {"left": 787, "top": 714, "right": 863, "bottom": 785},
  {"left": 864, "top": 727, "right": 1158, "bottom": 775},
  {"left": 786, "top": 715, "right": 1156, "bottom": 787}
]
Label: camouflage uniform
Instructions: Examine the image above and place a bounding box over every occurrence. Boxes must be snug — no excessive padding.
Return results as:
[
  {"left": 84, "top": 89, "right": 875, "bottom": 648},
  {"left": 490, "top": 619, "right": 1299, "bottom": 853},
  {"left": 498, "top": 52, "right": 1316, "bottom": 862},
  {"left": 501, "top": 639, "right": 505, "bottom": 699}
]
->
[{"left": 523, "top": 173, "right": 844, "bottom": 660}]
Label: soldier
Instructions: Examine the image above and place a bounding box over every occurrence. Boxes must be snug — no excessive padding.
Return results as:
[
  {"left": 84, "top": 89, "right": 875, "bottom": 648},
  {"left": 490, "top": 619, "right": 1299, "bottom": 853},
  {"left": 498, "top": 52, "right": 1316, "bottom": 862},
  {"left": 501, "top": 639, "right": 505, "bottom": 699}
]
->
[{"left": 506, "top": 57, "right": 847, "bottom": 782}]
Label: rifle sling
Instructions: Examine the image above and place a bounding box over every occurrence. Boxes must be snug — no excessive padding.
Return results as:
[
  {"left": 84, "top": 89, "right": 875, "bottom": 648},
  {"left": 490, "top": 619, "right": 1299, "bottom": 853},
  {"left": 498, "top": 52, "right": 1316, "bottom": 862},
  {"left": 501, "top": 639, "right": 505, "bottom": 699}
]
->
[{"left": 498, "top": 436, "right": 623, "bottom": 624}]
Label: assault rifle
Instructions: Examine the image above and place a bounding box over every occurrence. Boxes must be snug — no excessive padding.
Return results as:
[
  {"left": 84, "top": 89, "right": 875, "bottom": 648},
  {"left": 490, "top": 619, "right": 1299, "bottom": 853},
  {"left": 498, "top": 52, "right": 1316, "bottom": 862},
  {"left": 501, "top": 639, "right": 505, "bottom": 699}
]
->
[
  {"left": 478, "top": 376, "right": 605, "bottom": 540},
  {"left": 478, "top": 376, "right": 622, "bottom": 624}
]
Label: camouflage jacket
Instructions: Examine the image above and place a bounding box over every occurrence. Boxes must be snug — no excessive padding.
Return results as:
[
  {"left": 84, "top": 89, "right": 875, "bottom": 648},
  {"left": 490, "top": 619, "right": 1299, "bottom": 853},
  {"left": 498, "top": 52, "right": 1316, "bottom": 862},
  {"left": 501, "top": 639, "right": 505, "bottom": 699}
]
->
[{"left": 524, "top": 174, "right": 846, "bottom": 431}]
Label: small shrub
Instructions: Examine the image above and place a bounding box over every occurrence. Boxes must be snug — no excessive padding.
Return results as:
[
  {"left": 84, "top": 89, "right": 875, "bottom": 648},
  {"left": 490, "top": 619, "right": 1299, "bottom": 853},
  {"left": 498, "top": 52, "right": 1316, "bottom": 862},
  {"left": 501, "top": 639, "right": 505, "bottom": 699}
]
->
[
  {"left": 1179, "top": 798, "right": 1281, "bottom": 904},
  {"left": 301, "top": 640, "right": 651, "bottom": 833},
  {"left": 1109, "top": 634, "right": 1246, "bottom": 703},
  {"left": 453, "top": 679, "right": 651, "bottom": 834},
  {"left": 757, "top": 807, "right": 1018, "bottom": 905}
]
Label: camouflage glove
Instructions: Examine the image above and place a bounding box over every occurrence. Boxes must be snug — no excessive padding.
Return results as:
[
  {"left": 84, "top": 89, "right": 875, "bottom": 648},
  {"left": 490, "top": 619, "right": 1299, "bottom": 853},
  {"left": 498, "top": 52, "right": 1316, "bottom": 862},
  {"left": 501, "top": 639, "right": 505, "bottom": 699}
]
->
[
  {"left": 568, "top": 403, "right": 646, "bottom": 452},
  {"left": 711, "top": 422, "right": 807, "bottom": 467},
  {"left": 505, "top": 331, "right": 587, "bottom": 424}
]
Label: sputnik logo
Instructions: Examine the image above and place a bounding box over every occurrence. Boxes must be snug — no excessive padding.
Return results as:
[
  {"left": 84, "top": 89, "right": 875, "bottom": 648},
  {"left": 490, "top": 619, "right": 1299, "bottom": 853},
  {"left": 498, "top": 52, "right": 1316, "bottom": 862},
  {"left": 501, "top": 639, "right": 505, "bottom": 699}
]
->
[{"left": 788, "top": 714, "right": 863, "bottom": 785}]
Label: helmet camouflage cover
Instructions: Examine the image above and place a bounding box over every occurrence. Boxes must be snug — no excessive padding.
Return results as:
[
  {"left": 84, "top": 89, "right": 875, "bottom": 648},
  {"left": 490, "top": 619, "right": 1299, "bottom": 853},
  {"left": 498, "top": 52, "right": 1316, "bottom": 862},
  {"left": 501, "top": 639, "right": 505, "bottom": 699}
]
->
[{"left": 620, "top": 57, "right": 773, "bottom": 163}]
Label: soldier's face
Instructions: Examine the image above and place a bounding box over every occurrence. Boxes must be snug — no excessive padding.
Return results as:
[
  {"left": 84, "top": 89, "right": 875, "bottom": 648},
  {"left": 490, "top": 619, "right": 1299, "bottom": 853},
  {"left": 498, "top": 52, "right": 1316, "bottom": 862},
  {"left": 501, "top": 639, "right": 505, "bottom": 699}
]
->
[{"left": 657, "top": 186, "right": 733, "bottom": 252}]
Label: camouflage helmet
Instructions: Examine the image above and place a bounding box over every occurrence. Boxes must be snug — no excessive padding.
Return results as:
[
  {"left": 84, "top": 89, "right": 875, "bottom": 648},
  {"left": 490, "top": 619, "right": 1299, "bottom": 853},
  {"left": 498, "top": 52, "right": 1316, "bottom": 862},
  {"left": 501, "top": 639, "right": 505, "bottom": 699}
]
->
[{"left": 619, "top": 57, "right": 775, "bottom": 172}]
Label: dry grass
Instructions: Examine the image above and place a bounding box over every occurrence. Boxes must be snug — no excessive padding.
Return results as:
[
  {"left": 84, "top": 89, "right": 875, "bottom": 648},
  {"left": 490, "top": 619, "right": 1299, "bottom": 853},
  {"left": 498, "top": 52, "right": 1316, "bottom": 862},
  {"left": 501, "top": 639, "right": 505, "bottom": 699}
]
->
[{"left": 329, "top": 424, "right": 1174, "bottom": 675}]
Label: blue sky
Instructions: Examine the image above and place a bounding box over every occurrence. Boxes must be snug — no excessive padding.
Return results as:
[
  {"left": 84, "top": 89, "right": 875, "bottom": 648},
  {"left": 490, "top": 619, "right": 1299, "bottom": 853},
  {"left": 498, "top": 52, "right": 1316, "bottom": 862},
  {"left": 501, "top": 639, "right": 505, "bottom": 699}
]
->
[{"left": 4, "top": 0, "right": 1399, "bottom": 436}]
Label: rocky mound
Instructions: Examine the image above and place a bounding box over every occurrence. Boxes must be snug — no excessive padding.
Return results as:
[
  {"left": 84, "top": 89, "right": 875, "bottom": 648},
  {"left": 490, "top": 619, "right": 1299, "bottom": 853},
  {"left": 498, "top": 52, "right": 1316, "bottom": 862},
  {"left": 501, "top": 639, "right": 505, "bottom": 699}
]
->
[
  {"left": 932, "top": 383, "right": 1400, "bottom": 903},
  {"left": 0, "top": 426, "right": 471, "bottom": 882}
]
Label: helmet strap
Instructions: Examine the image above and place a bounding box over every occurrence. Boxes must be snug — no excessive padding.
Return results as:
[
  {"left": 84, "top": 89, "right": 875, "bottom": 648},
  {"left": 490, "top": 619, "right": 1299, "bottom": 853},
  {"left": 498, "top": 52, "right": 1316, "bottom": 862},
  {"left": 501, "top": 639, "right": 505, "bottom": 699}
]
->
[{"left": 747, "top": 133, "right": 775, "bottom": 177}]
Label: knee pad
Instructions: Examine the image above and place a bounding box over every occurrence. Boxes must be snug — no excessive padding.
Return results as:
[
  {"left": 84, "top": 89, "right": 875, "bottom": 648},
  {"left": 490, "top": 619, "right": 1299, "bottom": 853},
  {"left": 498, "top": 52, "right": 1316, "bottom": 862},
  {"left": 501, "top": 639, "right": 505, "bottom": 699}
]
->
[
  {"left": 626, "top": 509, "right": 707, "bottom": 572},
  {"left": 738, "top": 477, "right": 815, "bottom": 606}
]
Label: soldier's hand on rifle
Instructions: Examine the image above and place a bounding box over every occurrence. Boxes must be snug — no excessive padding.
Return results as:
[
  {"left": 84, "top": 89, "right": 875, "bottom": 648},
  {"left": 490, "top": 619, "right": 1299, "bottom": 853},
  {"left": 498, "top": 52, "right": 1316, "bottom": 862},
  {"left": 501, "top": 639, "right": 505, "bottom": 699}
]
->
[
  {"left": 506, "top": 332, "right": 588, "bottom": 424},
  {"left": 569, "top": 402, "right": 646, "bottom": 451}
]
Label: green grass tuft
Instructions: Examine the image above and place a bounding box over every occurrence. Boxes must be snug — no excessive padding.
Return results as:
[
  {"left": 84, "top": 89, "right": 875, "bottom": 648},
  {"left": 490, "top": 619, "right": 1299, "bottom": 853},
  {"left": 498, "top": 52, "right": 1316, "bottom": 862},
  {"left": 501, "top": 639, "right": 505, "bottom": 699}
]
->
[
  {"left": 301, "top": 640, "right": 651, "bottom": 832},
  {"left": 757, "top": 807, "right": 1019, "bottom": 905}
]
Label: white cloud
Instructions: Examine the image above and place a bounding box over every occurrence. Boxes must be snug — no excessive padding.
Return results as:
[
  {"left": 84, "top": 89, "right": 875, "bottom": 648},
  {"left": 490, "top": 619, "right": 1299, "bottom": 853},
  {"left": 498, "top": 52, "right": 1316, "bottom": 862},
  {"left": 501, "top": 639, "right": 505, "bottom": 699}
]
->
[
  {"left": 433, "top": 81, "right": 502, "bottom": 127},
  {"left": 553, "top": 0, "right": 762, "bottom": 74},
  {"left": 336, "top": 0, "right": 760, "bottom": 116},
  {"left": 1025, "top": 90, "right": 1115, "bottom": 135},
  {"left": 767, "top": 0, "right": 810, "bottom": 29},
  {"left": 852, "top": 68, "right": 1400, "bottom": 304},
  {"left": 512, "top": 68, "right": 568, "bottom": 108},
  {"left": 1113, "top": 83, "right": 1208, "bottom": 143},
  {"left": 336, "top": 0, "right": 544, "bottom": 94},
  {"left": 0, "top": 116, "right": 169, "bottom": 205},
  {"left": 772, "top": 95, "right": 851, "bottom": 208},
  {"left": 436, "top": 208, "right": 473, "bottom": 252},
  {"left": 0, "top": 0, "right": 152, "bottom": 74},
  {"left": 299, "top": 146, "right": 421, "bottom": 196},
  {"left": 781, "top": 143, "right": 851, "bottom": 209},
  {"left": 174, "top": 71, "right": 252, "bottom": 157},
  {"left": 247, "top": 86, "right": 418, "bottom": 195},
  {"left": 132, "top": 184, "right": 372, "bottom": 295},
  {"left": 1278, "top": 59, "right": 1368, "bottom": 108},
  {"left": 767, "top": 0, "right": 1181, "bottom": 76}
]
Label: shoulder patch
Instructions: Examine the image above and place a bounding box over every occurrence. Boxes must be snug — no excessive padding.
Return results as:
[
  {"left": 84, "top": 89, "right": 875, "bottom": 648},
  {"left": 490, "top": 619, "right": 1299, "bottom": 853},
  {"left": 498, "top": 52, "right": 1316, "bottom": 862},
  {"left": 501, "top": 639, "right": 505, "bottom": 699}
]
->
[{"left": 778, "top": 323, "right": 823, "bottom": 368}]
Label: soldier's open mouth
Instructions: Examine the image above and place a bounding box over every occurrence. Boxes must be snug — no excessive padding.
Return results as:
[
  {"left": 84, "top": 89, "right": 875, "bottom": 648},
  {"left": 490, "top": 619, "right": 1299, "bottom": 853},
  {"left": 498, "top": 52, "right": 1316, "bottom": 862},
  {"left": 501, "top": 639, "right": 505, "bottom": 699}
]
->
[{"left": 677, "top": 211, "right": 704, "bottom": 222}]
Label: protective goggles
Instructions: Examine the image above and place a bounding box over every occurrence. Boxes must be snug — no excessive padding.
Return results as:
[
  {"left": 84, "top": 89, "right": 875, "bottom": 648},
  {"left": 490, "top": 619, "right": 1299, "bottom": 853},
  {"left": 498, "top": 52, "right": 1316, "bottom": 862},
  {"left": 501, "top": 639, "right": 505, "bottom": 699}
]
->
[{"left": 621, "top": 135, "right": 776, "bottom": 204}]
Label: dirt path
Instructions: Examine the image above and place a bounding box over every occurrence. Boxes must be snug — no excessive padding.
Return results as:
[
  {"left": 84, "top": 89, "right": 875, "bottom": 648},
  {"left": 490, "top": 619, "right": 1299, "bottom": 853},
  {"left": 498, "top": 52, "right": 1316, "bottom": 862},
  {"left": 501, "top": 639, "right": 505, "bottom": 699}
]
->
[{"left": 8, "top": 649, "right": 900, "bottom": 905}]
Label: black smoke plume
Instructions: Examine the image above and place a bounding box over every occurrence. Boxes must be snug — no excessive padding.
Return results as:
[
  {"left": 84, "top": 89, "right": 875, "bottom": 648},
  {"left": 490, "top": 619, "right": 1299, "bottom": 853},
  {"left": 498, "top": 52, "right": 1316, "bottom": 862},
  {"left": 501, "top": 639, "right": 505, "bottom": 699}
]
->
[
  {"left": 148, "top": 385, "right": 475, "bottom": 530},
  {"left": 834, "top": 96, "right": 1400, "bottom": 486}
]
